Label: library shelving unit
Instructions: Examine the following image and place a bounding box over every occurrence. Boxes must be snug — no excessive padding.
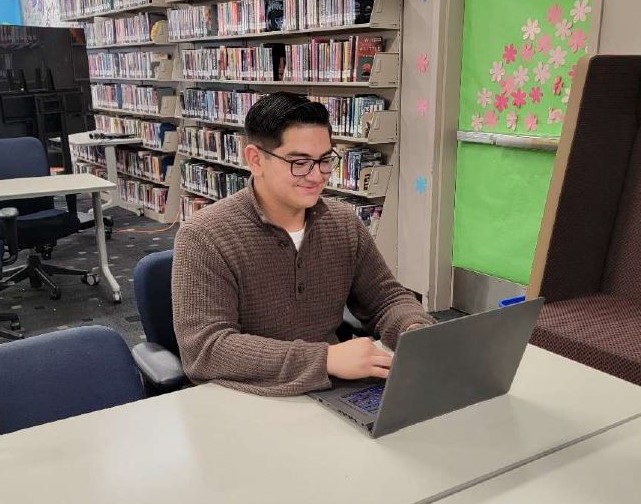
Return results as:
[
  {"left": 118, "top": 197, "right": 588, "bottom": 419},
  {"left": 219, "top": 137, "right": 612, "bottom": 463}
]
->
[
  {"left": 61, "top": 0, "right": 403, "bottom": 270},
  {"left": 167, "top": 0, "right": 403, "bottom": 271},
  {"left": 60, "top": 0, "right": 182, "bottom": 224}
]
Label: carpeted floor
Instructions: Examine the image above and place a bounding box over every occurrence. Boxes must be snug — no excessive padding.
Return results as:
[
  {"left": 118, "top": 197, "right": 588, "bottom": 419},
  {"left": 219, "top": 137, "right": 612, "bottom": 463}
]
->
[{"left": 0, "top": 196, "right": 178, "bottom": 348}]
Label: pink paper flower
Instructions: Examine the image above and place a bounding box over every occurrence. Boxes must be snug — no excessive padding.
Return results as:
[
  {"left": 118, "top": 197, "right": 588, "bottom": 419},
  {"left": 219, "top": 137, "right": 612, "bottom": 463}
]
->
[
  {"left": 521, "top": 19, "right": 541, "bottom": 41},
  {"left": 530, "top": 86, "right": 543, "bottom": 103},
  {"left": 477, "top": 88, "right": 493, "bottom": 108},
  {"left": 549, "top": 46, "right": 567, "bottom": 69},
  {"left": 471, "top": 114, "right": 484, "bottom": 132},
  {"left": 513, "top": 66, "right": 529, "bottom": 87},
  {"left": 570, "top": 0, "right": 592, "bottom": 23},
  {"left": 506, "top": 111, "right": 518, "bottom": 131},
  {"left": 569, "top": 64, "right": 578, "bottom": 79},
  {"left": 568, "top": 28, "right": 587, "bottom": 53},
  {"left": 555, "top": 19, "right": 573, "bottom": 40},
  {"left": 547, "top": 4, "right": 563, "bottom": 25},
  {"left": 548, "top": 108, "right": 565, "bottom": 124},
  {"left": 511, "top": 89, "right": 527, "bottom": 108},
  {"left": 484, "top": 110, "right": 498, "bottom": 129},
  {"left": 562, "top": 86, "right": 572, "bottom": 104},
  {"left": 500, "top": 76, "right": 516, "bottom": 94},
  {"left": 417, "top": 53, "right": 429, "bottom": 73},
  {"left": 503, "top": 44, "right": 517, "bottom": 64},
  {"left": 521, "top": 43, "right": 534, "bottom": 62},
  {"left": 534, "top": 62, "right": 551, "bottom": 85},
  {"left": 490, "top": 61, "right": 505, "bottom": 82},
  {"left": 552, "top": 76, "right": 564, "bottom": 95},
  {"left": 525, "top": 112, "right": 538, "bottom": 131},
  {"left": 417, "top": 98, "right": 429, "bottom": 116},
  {"left": 494, "top": 93, "right": 509, "bottom": 112},
  {"left": 537, "top": 33, "right": 553, "bottom": 53}
]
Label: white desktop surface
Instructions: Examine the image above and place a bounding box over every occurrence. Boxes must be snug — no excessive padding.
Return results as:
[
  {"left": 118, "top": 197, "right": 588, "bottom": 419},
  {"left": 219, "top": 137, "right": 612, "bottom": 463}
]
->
[
  {"left": 1, "top": 345, "right": 641, "bottom": 504},
  {"left": 437, "top": 416, "right": 641, "bottom": 504},
  {"left": 0, "top": 173, "right": 115, "bottom": 200}
]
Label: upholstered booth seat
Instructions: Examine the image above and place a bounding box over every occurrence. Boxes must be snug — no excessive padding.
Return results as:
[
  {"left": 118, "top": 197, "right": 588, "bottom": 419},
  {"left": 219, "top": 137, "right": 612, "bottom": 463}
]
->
[{"left": 532, "top": 294, "right": 641, "bottom": 385}]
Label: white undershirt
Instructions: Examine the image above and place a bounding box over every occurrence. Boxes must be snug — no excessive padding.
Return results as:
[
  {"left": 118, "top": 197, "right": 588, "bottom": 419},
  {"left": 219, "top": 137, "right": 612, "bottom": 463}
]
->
[{"left": 288, "top": 225, "right": 306, "bottom": 251}]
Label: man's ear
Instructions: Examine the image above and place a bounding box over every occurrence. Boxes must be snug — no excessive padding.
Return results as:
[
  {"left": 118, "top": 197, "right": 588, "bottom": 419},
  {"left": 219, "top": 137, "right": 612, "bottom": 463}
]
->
[{"left": 244, "top": 144, "right": 263, "bottom": 177}]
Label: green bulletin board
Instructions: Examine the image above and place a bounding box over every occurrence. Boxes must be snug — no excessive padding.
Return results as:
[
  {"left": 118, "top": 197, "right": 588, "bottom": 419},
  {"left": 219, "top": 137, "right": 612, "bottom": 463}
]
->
[
  {"left": 459, "top": 0, "right": 592, "bottom": 136},
  {"left": 453, "top": 0, "right": 593, "bottom": 284}
]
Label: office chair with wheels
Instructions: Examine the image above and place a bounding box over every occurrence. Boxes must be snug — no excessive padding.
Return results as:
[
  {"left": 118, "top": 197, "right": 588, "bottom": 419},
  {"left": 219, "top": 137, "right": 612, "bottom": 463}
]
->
[
  {"left": 0, "top": 325, "right": 146, "bottom": 435},
  {"left": 0, "top": 207, "right": 21, "bottom": 340},
  {"left": 133, "top": 249, "right": 188, "bottom": 394},
  {"left": 0, "top": 137, "right": 99, "bottom": 300}
]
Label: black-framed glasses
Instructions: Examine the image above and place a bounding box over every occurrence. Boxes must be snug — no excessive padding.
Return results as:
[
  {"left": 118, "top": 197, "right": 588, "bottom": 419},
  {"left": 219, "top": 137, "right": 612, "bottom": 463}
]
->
[{"left": 256, "top": 145, "right": 341, "bottom": 177}]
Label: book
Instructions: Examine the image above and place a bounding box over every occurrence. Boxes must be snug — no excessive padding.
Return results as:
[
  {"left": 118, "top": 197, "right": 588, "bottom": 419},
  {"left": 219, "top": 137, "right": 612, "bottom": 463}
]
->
[{"left": 353, "top": 36, "right": 383, "bottom": 81}]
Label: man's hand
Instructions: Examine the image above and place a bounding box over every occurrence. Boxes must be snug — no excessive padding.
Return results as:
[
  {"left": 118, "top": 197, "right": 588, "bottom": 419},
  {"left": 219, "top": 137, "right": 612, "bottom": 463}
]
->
[{"left": 326, "top": 337, "right": 392, "bottom": 380}]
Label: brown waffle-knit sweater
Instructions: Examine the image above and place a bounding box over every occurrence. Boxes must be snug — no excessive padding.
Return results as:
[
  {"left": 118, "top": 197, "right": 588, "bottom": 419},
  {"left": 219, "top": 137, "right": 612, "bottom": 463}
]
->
[{"left": 172, "top": 181, "right": 434, "bottom": 396}]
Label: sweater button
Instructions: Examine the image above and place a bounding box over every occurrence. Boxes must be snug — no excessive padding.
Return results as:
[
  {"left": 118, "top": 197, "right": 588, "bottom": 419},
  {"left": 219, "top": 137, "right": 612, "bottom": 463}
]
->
[
  {"left": 296, "top": 258, "right": 303, "bottom": 268},
  {"left": 297, "top": 283, "right": 305, "bottom": 293}
]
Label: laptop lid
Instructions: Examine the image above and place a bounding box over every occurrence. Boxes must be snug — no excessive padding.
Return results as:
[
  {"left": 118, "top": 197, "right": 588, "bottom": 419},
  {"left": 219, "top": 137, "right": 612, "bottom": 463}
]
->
[{"left": 371, "top": 298, "right": 544, "bottom": 438}]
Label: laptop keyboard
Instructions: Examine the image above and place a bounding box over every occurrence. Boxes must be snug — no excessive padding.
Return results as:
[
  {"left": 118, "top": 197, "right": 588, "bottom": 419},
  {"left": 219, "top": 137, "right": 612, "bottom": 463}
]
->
[{"left": 341, "top": 384, "right": 385, "bottom": 414}]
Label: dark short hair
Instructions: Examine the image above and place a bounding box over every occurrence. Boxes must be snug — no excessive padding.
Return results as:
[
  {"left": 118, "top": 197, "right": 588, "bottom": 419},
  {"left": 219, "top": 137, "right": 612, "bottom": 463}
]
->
[{"left": 244, "top": 92, "right": 332, "bottom": 150}]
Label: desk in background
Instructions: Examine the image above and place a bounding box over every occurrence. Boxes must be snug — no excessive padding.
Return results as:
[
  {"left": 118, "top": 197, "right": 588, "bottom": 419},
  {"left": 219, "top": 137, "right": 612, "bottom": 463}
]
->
[
  {"left": 0, "top": 345, "right": 640, "bottom": 503},
  {"left": 0, "top": 173, "right": 121, "bottom": 302}
]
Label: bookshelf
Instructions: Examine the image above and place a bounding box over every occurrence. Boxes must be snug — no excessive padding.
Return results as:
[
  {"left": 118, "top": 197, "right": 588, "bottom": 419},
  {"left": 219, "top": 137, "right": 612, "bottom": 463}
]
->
[{"left": 64, "top": 0, "right": 403, "bottom": 270}]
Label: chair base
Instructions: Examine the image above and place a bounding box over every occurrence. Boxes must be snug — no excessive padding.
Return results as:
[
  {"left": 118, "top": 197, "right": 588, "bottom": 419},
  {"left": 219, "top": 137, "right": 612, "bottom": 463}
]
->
[
  {"left": 4, "top": 252, "right": 89, "bottom": 300},
  {"left": 0, "top": 312, "right": 22, "bottom": 341}
]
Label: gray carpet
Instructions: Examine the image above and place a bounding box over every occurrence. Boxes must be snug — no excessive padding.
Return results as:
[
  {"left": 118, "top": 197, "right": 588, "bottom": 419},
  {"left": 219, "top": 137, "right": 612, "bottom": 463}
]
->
[{"left": 0, "top": 196, "right": 178, "bottom": 348}]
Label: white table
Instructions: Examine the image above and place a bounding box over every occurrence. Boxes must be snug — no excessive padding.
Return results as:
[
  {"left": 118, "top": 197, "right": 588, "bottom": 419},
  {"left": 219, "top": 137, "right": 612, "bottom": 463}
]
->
[
  {"left": 0, "top": 346, "right": 640, "bottom": 504},
  {"left": 437, "top": 415, "right": 641, "bottom": 503},
  {"left": 0, "top": 173, "right": 121, "bottom": 302},
  {"left": 67, "top": 132, "right": 142, "bottom": 214}
]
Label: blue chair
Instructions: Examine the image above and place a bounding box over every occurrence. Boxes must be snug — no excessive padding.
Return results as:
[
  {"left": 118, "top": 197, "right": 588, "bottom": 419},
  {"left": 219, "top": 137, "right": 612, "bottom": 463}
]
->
[
  {"left": 0, "top": 207, "right": 21, "bottom": 340},
  {"left": 0, "top": 326, "right": 145, "bottom": 434},
  {"left": 132, "top": 249, "right": 188, "bottom": 393},
  {"left": 0, "top": 137, "right": 97, "bottom": 301}
]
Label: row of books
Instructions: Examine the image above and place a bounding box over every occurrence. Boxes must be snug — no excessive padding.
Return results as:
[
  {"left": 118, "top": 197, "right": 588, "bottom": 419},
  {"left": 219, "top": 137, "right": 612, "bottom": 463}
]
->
[
  {"left": 71, "top": 144, "right": 107, "bottom": 166},
  {"left": 117, "top": 176, "right": 168, "bottom": 213},
  {"left": 116, "top": 148, "right": 173, "bottom": 183},
  {"left": 178, "top": 126, "right": 247, "bottom": 167},
  {"left": 283, "top": 36, "right": 382, "bottom": 82},
  {"left": 180, "top": 45, "right": 284, "bottom": 82},
  {"left": 0, "top": 26, "right": 37, "bottom": 48},
  {"left": 140, "top": 121, "right": 176, "bottom": 150},
  {"left": 309, "top": 94, "right": 384, "bottom": 137},
  {"left": 85, "top": 13, "right": 165, "bottom": 47},
  {"left": 179, "top": 88, "right": 263, "bottom": 123},
  {"left": 180, "top": 160, "right": 250, "bottom": 200},
  {"left": 91, "top": 83, "right": 174, "bottom": 115},
  {"left": 330, "top": 145, "right": 382, "bottom": 191},
  {"left": 73, "top": 162, "right": 108, "bottom": 179},
  {"left": 167, "top": 0, "right": 374, "bottom": 41},
  {"left": 180, "top": 195, "right": 213, "bottom": 221},
  {"left": 324, "top": 194, "right": 382, "bottom": 236},
  {"left": 60, "top": 0, "right": 152, "bottom": 18},
  {"left": 95, "top": 113, "right": 141, "bottom": 136},
  {"left": 179, "top": 37, "right": 380, "bottom": 83},
  {"left": 88, "top": 51, "right": 172, "bottom": 80}
]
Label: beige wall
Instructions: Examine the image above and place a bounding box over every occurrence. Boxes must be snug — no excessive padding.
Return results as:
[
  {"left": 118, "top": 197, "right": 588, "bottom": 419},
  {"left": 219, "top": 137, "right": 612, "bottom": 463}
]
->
[{"left": 599, "top": 0, "right": 641, "bottom": 53}]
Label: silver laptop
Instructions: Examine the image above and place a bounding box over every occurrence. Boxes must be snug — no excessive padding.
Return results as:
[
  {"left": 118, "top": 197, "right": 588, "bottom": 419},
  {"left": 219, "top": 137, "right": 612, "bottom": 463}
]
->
[{"left": 308, "top": 298, "right": 544, "bottom": 438}]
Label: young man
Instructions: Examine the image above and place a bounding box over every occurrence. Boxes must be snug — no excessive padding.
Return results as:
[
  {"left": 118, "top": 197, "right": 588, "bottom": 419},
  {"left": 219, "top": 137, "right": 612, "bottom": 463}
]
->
[{"left": 172, "top": 92, "right": 434, "bottom": 396}]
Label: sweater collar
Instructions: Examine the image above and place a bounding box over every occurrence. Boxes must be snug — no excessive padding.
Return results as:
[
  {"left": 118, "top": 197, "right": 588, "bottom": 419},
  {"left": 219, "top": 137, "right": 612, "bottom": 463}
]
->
[{"left": 242, "top": 176, "right": 329, "bottom": 229}]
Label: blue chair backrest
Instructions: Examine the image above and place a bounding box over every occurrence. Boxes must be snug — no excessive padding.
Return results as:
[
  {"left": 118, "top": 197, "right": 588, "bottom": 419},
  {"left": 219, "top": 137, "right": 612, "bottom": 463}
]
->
[
  {"left": 0, "top": 137, "right": 53, "bottom": 216},
  {"left": 133, "top": 249, "right": 178, "bottom": 355},
  {"left": 0, "top": 326, "right": 145, "bottom": 435}
]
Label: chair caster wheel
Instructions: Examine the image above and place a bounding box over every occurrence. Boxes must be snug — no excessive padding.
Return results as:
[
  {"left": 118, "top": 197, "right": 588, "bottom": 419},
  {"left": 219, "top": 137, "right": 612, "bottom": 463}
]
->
[
  {"left": 49, "top": 289, "right": 61, "bottom": 300},
  {"left": 113, "top": 292, "right": 122, "bottom": 304},
  {"left": 10, "top": 321, "right": 20, "bottom": 331},
  {"left": 82, "top": 273, "right": 100, "bottom": 286}
]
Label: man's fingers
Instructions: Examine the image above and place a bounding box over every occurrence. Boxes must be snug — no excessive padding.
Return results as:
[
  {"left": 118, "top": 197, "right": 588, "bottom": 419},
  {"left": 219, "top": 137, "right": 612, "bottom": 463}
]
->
[
  {"left": 370, "top": 366, "right": 390, "bottom": 379},
  {"left": 371, "top": 355, "right": 392, "bottom": 369}
]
